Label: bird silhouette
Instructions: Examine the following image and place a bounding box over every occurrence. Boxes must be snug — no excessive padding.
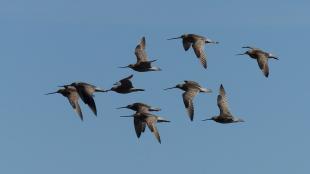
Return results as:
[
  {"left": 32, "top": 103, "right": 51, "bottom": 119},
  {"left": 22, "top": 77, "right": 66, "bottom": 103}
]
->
[
  {"left": 121, "top": 112, "right": 170, "bottom": 144},
  {"left": 61, "top": 82, "right": 106, "bottom": 116},
  {"left": 119, "top": 36, "right": 161, "bottom": 72},
  {"left": 106, "top": 74, "right": 145, "bottom": 94},
  {"left": 164, "top": 80, "right": 212, "bottom": 121},
  {"left": 117, "top": 102, "right": 161, "bottom": 113},
  {"left": 202, "top": 84, "right": 244, "bottom": 124},
  {"left": 168, "top": 33, "right": 218, "bottom": 69},
  {"left": 237, "top": 46, "right": 279, "bottom": 78},
  {"left": 46, "top": 86, "right": 83, "bottom": 121}
]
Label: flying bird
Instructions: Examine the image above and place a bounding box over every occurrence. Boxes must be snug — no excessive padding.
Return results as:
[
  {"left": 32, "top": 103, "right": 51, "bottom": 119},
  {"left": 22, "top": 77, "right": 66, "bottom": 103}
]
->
[
  {"left": 202, "top": 84, "right": 244, "bottom": 124},
  {"left": 121, "top": 112, "right": 170, "bottom": 144},
  {"left": 237, "top": 46, "right": 279, "bottom": 78},
  {"left": 117, "top": 102, "right": 161, "bottom": 113},
  {"left": 62, "top": 82, "right": 106, "bottom": 116},
  {"left": 105, "top": 74, "right": 145, "bottom": 94},
  {"left": 46, "top": 86, "right": 83, "bottom": 121},
  {"left": 167, "top": 33, "right": 218, "bottom": 69},
  {"left": 119, "top": 36, "right": 161, "bottom": 72},
  {"left": 164, "top": 80, "right": 212, "bottom": 121}
]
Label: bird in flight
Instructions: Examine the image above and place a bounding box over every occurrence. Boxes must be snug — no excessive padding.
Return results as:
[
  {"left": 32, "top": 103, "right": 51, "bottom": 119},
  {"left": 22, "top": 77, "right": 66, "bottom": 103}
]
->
[
  {"left": 46, "top": 85, "right": 83, "bottom": 121},
  {"left": 168, "top": 33, "right": 218, "bottom": 69},
  {"left": 202, "top": 84, "right": 244, "bottom": 124},
  {"left": 237, "top": 46, "right": 279, "bottom": 78},
  {"left": 61, "top": 82, "right": 106, "bottom": 116},
  {"left": 121, "top": 112, "right": 170, "bottom": 144},
  {"left": 119, "top": 36, "right": 161, "bottom": 72},
  {"left": 105, "top": 74, "right": 145, "bottom": 94},
  {"left": 164, "top": 80, "right": 212, "bottom": 121}
]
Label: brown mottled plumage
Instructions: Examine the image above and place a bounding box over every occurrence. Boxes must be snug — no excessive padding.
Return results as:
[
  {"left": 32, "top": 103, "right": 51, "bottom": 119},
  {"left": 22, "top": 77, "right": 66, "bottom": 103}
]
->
[
  {"left": 119, "top": 36, "right": 161, "bottom": 72},
  {"left": 202, "top": 84, "right": 244, "bottom": 124},
  {"left": 168, "top": 33, "right": 218, "bottom": 69},
  {"left": 46, "top": 86, "right": 83, "bottom": 121},
  {"left": 121, "top": 112, "right": 170, "bottom": 144},
  {"left": 164, "top": 80, "right": 212, "bottom": 121},
  {"left": 68, "top": 82, "right": 106, "bottom": 116},
  {"left": 237, "top": 46, "right": 279, "bottom": 78},
  {"left": 106, "top": 74, "right": 145, "bottom": 94}
]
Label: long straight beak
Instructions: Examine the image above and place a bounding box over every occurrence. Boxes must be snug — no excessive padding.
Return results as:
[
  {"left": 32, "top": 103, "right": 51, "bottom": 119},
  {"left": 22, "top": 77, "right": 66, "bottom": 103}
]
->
[
  {"left": 58, "top": 85, "right": 70, "bottom": 88},
  {"left": 167, "top": 36, "right": 182, "bottom": 40},
  {"left": 45, "top": 91, "right": 58, "bottom": 95},
  {"left": 236, "top": 53, "right": 246, "bottom": 56},
  {"left": 201, "top": 118, "right": 212, "bottom": 121},
  {"left": 118, "top": 65, "right": 130, "bottom": 68},
  {"left": 242, "top": 46, "right": 254, "bottom": 49},
  {"left": 164, "top": 86, "right": 176, "bottom": 90},
  {"left": 120, "top": 115, "right": 135, "bottom": 118},
  {"left": 116, "top": 106, "right": 128, "bottom": 109}
]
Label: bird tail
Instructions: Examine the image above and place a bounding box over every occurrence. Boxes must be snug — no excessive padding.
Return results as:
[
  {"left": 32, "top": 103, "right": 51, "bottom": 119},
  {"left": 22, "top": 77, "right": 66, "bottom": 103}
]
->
[
  {"left": 201, "top": 88, "right": 212, "bottom": 93},
  {"left": 157, "top": 117, "right": 170, "bottom": 123},
  {"left": 149, "top": 67, "right": 162, "bottom": 71},
  {"left": 149, "top": 107, "right": 161, "bottom": 112}
]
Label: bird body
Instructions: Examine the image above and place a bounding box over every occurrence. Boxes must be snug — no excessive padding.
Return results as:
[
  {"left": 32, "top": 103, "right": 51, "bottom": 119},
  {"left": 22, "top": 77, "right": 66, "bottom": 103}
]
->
[
  {"left": 107, "top": 74, "right": 145, "bottom": 94},
  {"left": 165, "top": 80, "right": 212, "bottom": 121},
  {"left": 117, "top": 102, "right": 161, "bottom": 113},
  {"left": 237, "top": 46, "right": 279, "bottom": 77},
  {"left": 168, "top": 33, "right": 218, "bottom": 69},
  {"left": 68, "top": 82, "right": 106, "bottom": 116},
  {"left": 119, "top": 37, "right": 161, "bottom": 72},
  {"left": 202, "top": 84, "right": 244, "bottom": 124},
  {"left": 46, "top": 86, "right": 83, "bottom": 121},
  {"left": 121, "top": 112, "right": 170, "bottom": 144}
]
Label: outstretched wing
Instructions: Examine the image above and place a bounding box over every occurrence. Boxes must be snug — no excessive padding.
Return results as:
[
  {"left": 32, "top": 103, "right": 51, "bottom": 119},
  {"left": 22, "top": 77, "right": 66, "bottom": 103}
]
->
[
  {"left": 145, "top": 116, "right": 161, "bottom": 144},
  {"left": 192, "top": 39, "right": 207, "bottom": 69},
  {"left": 182, "top": 88, "right": 199, "bottom": 121},
  {"left": 76, "top": 87, "right": 97, "bottom": 116},
  {"left": 134, "top": 117, "right": 146, "bottom": 138},
  {"left": 135, "top": 36, "right": 148, "bottom": 63},
  {"left": 217, "top": 84, "right": 232, "bottom": 116},
  {"left": 67, "top": 90, "right": 83, "bottom": 121},
  {"left": 182, "top": 38, "right": 192, "bottom": 51},
  {"left": 256, "top": 53, "right": 269, "bottom": 77},
  {"left": 119, "top": 74, "right": 134, "bottom": 88}
]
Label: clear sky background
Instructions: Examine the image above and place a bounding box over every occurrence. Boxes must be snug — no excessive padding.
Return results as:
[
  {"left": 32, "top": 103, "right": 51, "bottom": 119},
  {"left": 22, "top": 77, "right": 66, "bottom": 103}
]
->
[{"left": 0, "top": 0, "right": 309, "bottom": 173}]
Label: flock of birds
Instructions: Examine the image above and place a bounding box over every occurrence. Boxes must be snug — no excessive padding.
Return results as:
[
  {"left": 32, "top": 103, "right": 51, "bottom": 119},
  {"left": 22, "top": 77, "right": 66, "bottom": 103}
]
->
[{"left": 46, "top": 33, "right": 279, "bottom": 144}]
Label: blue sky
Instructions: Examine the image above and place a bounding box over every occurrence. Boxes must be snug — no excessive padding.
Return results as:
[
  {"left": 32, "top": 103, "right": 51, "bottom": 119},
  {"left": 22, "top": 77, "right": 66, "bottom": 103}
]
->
[{"left": 0, "top": 0, "right": 309, "bottom": 173}]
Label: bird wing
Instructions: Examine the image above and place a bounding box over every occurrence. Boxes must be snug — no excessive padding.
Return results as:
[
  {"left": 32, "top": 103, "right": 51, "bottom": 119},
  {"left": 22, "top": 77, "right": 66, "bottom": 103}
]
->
[
  {"left": 145, "top": 116, "right": 161, "bottom": 144},
  {"left": 135, "top": 36, "right": 148, "bottom": 63},
  {"left": 134, "top": 117, "right": 145, "bottom": 138},
  {"left": 184, "top": 80, "right": 200, "bottom": 87},
  {"left": 76, "top": 87, "right": 97, "bottom": 116},
  {"left": 67, "top": 90, "right": 83, "bottom": 121},
  {"left": 192, "top": 39, "right": 207, "bottom": 69},
  {"left": 217, "top": 84, "right": 232, "bottom": 116},
  {"left": 256, "top": 53, "right": 269, "bottom": 77},
  {"left": 119, "top": 74, "right": 134, "bottom": 88},
  {"left": 182, "top": 88, "right": 199, "bottom": 121},
  {"left": 182, "top": 38, "right": 192, "bottom": 51}
]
